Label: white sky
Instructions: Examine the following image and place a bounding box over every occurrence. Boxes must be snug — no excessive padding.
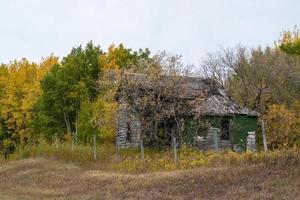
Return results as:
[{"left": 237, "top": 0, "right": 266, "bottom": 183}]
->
[{"left": 0, "top": 0, "right": 299, "bottom": 65}]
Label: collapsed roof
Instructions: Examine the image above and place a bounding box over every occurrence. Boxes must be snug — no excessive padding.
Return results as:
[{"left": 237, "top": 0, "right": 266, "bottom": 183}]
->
[{"left": 117, "top": 73, "right": 259, "bottom": 117}]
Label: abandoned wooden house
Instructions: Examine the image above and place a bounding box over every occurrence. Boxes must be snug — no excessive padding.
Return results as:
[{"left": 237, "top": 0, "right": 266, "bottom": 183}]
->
[{"left": 115, "top": 73, "right": 259, "bottom": 152}]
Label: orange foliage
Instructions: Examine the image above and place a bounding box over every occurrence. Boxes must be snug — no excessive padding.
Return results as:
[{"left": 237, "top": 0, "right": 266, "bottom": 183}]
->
[{"left": 263, "top": 104, "right": 300, "bottom": 149}]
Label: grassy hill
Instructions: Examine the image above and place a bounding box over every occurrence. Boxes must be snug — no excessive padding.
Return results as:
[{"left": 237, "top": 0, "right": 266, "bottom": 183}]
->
[{"left": 0, "top": 152, "right": 299, "bottom": 200}]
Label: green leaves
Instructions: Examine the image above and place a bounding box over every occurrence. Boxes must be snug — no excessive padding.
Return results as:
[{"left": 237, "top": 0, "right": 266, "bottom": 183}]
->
[
  {"left": 0, "top": 41, "right": 151, "bottom": 156},
  {"left": 62, "top": 41, "right": 103, "bottom": 100},
  {"left": 77, "top": 100, "right": 98, "bottom": 144},
  {"left": 279, "top": 26, "right": 300, "bottom": 56},
  {"left": 99, "top": 43, "right": 151, "bottom": 71},
  {"left": 36, "top": 42, "right": 103, "bottom": 141}
]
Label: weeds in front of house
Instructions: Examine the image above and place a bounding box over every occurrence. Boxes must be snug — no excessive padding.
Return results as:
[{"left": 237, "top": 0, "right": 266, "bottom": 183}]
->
[{"left": 11, "top": 140, "right": 300, "bottom": 173}]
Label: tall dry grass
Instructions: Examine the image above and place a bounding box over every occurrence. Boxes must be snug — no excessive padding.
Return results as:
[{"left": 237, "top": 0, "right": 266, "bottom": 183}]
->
[{"left": 11, "top": 140, "right": 300, "bottom": 173}]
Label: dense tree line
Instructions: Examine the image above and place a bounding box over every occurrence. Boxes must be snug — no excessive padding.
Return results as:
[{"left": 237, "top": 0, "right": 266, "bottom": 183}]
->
[
  {"left": 0, "top": 42, "right": 151, "bottom": 157},
  {"left": 1, "top": 28, "right": 300, "bottom": 158}
]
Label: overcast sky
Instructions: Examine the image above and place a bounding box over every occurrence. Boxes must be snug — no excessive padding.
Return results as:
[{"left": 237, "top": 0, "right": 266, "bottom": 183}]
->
[{"left": 0, "top": 0, "right": 299, "bottom": 65}]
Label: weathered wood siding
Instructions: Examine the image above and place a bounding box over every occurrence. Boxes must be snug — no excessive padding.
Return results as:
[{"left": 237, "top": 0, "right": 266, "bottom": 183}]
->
[
  {"left": 196, "top": 128, "right": 256, "bottom": 152},
  {"left": 185, "top": 116, "right": 257, "bottom": 151},
  {"left": 246, "top": 132, "right": 256, "bottom": 151},
  {"left": 197, "top": 128, "right": 232, "bottom": 150},
  {"left": 116, "top": 98, "right": 141, "bottom": 148}
]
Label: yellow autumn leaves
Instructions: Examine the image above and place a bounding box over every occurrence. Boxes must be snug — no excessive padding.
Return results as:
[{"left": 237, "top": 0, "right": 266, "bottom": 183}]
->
[
  {"left": 263, "top": 104, "right": 300, "bottom": 149},
  {"left": 0, "top": 56, "right": 58, "bottom": 146}
]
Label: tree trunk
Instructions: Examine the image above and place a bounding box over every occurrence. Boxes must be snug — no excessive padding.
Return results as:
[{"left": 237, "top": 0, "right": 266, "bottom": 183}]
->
[
  {"left": 63, "top": 110, "right": 72, "bottom": 135},
  {"left": 93, "top": 134, "right": 97, "bottom": 160},
  {"left": 75, "top": 108, "right": 79, "bottom": 145},
  {"left": 261, "top": 120, "right": 267, "bottom": 152},
  {"left": 175, "top": 118, "right": 183, "bottom": 146},
  {"left": 172, "top": 135, "right": 177, "bottom": 165},
  {"left": 140, "top": 135, "right": 144, "bottom": 160}
]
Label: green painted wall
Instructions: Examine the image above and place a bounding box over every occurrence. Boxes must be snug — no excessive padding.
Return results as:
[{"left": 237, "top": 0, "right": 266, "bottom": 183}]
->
[
  {"left": 182, "top": 115, "right": 258, "bottom": 151},
  {"left": 232, "top": 115, "right": 257, "bottom": 150}
]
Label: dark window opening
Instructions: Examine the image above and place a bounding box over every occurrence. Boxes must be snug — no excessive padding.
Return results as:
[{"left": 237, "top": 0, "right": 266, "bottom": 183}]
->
[
  {"left": 126, "top": 122, "right": 132, "bottom": 142},
  {"left": 221, "top": 119, "right": 230, "bottom": 140}
]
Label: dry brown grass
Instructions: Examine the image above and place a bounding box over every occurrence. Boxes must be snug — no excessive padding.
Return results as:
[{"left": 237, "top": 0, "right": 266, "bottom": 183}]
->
[
  {"left": 0, "top": 155, "right": 299, "bottom": 200},
  {"left": 12, "top": 143, "right": 300, "bottom": 174}
]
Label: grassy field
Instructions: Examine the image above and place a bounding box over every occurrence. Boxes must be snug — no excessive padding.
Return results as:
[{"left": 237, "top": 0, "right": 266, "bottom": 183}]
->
[{"left": 0, "top": 145, "right": 299, "bottom": 199}]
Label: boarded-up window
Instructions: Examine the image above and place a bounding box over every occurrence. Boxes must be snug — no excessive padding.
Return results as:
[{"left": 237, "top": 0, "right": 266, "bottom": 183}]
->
[{"left": 221, "top": 119, "right": 230, "bottom": 140}]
